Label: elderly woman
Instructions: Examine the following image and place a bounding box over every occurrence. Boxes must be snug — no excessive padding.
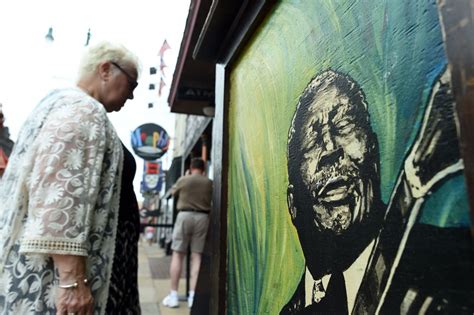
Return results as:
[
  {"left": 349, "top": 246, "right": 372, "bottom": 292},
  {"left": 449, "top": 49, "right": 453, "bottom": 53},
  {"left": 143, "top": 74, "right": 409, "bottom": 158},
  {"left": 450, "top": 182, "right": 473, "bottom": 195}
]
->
[{"left": 0, "top": 41, "right": 141, "bottom": 314}]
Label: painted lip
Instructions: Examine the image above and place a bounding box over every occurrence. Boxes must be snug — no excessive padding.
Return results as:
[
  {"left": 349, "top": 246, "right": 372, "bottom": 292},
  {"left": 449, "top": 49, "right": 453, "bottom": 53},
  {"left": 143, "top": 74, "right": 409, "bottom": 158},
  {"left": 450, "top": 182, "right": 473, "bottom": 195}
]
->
[{"left": 317, "top": 177, "right": 352, "bottom": 203}]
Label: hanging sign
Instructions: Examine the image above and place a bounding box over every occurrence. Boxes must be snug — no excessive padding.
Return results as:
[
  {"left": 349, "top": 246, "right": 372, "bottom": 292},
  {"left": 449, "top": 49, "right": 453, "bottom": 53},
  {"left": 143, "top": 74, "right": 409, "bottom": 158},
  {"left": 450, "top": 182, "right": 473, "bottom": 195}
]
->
[
  {"left": 131, "top": 123, "right": 170, "bottom": 160},
  {"left": 141, "top": 160, "right": 163, "bottom": 193}
]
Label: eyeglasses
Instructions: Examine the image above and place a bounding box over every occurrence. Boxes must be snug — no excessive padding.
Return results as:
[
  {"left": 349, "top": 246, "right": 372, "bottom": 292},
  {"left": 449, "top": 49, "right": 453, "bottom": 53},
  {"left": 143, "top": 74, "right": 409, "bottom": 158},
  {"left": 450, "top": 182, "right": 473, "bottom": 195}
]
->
[{"left": 111, "top": 62, "right": 138, "bottom": 91}]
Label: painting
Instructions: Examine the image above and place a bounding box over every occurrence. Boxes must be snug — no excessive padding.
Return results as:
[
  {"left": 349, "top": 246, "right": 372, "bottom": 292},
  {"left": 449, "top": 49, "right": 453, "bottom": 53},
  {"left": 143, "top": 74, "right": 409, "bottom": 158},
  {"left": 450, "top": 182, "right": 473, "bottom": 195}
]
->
[{"left": 227, "top": 0, "right": 473, "bottom": 314}]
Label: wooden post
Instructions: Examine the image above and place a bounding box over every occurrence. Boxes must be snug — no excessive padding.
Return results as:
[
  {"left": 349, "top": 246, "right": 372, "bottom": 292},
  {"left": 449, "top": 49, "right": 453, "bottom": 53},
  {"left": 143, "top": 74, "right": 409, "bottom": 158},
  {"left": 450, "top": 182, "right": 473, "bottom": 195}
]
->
[{"left": 437, "top": 0, "right": 474, "bottom": 236}]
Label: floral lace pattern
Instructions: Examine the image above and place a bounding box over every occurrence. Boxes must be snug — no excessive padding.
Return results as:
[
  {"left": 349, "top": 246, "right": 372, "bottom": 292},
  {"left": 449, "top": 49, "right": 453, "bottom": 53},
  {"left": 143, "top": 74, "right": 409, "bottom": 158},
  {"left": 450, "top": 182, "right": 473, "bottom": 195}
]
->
[{"left": 0, "top": 88, "right": 123, "bottom": 314}]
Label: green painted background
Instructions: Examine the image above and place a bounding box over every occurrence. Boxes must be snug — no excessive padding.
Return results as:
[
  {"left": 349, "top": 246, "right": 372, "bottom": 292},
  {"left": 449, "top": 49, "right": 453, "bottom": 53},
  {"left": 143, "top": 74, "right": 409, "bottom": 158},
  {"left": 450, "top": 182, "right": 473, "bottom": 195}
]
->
[{"left": 226, "top": 0, "right": 471, "bottom": 314}]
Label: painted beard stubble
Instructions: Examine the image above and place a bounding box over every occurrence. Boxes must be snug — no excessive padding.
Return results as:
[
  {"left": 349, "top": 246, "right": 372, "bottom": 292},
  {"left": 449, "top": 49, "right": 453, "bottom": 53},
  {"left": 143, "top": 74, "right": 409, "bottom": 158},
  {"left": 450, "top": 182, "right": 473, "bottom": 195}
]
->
[
  {"left": 310, "top": 163, "right": 361, "bottom": 233},
  {"left": 306, "top": 147, "right": 377, "bottom": 235}
]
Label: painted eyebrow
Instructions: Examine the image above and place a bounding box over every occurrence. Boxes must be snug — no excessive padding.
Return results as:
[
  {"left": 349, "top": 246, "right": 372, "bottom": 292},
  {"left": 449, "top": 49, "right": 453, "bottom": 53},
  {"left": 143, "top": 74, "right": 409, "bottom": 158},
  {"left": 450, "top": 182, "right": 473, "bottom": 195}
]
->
[
  {"left": 327, "top": 102, "right": 347, "bottom": 121},
  {"left": 330, "top": 101, "right": 367, "bottom": 124},
  {"left": 305, "top": 102, "right": 343, "bottom": 133}
]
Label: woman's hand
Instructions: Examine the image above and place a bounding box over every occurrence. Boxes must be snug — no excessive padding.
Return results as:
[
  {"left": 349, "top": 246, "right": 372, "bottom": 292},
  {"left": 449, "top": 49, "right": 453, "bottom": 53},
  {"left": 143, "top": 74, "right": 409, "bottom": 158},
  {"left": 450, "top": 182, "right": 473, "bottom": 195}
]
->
[
  {"left": 56, "top": 281, "right": 94, "bottom": 315},
  {"left": 52, "top": 255, "right": 94, "bottom": 315}
]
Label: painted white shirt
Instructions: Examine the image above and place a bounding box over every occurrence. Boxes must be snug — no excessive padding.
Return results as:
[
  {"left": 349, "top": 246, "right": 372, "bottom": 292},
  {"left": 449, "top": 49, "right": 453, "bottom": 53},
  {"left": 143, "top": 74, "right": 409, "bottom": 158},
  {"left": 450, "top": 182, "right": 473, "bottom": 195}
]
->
[{"left": 0, "top": 88, "right": 123, "bottom": 314}]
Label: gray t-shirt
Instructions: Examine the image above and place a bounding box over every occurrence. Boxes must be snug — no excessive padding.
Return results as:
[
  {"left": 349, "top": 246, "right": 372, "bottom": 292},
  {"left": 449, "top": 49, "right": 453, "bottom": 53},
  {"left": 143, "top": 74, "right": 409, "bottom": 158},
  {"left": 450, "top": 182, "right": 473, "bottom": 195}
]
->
[{"left": 171, "top": 173, "right": 213, "bottom": 211}]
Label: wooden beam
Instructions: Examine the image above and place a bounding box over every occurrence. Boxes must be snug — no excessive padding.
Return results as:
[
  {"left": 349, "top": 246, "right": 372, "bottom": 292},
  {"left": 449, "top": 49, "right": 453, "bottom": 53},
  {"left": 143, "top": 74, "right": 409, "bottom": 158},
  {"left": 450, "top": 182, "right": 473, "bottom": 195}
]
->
[{"left": 438, "top": 0, "right": 474, "bottom": 236}]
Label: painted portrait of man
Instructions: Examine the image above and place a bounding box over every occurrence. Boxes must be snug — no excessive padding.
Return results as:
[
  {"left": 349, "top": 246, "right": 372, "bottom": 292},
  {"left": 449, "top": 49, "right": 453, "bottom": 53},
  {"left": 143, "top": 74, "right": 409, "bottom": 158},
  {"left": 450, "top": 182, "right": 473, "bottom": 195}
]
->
[
  {"left": 283, "top": 70, "right": 385, "bottom": 314},
  {"left": 224, "top": 2, "right": 474, "bottom": 314},
  {"left": 282, "top": 69, "right": 472, "bottom": 314}
]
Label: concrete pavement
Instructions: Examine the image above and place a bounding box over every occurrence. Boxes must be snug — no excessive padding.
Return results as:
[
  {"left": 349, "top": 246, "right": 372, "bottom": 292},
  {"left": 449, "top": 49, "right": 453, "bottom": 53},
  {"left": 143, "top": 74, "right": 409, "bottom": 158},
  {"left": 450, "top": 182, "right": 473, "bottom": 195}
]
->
[{"left": 138, "top": 238, "right": 190, "bottom": 315}]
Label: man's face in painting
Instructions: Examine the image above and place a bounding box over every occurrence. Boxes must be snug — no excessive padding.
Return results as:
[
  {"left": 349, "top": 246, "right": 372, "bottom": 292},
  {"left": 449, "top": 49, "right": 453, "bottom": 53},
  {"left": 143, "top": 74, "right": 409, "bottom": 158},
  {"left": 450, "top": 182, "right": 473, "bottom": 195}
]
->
[
  {"left": 288, "top": 71, "right": 381, "bottom": 240},
  {"left": 300, "top": 85, "right": 376, "bottom": 234}
]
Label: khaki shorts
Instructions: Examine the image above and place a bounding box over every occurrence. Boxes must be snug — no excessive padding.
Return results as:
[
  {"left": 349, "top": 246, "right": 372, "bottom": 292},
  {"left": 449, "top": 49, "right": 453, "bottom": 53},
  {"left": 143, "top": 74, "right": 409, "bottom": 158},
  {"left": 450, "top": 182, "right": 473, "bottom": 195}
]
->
[{"left": 171, "top": 211, "right": 209, "bottom": 253}]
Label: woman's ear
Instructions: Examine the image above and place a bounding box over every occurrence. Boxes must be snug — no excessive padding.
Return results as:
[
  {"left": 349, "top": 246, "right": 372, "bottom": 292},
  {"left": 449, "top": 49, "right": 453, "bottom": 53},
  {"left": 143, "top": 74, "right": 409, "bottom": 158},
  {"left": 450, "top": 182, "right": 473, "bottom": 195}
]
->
[{"left": 98, "top": 61, "right": 112, "bottom": 81}]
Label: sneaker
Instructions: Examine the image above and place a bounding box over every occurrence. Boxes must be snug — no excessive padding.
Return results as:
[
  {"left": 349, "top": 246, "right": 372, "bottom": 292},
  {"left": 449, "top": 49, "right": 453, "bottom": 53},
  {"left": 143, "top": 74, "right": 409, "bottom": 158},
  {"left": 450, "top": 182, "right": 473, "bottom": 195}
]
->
[
  {"left": 188, "top": 296, "right": 194, "bottom": 308},
  {"left": 162, "top": 294, "right": 179, "bottom": 308}
]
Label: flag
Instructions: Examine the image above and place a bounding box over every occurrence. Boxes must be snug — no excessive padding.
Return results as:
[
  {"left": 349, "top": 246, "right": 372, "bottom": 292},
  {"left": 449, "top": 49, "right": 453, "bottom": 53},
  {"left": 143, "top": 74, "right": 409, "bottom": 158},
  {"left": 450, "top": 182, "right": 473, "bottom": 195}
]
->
[
  {"left": 158, "top": 77, "right": 166, "bottom": 97},
  {"left": 158, "top": 39, "right": 171, "bottom": 56},
  {"left": 160, "top": 55, "right": 167, "bottom": 76}
]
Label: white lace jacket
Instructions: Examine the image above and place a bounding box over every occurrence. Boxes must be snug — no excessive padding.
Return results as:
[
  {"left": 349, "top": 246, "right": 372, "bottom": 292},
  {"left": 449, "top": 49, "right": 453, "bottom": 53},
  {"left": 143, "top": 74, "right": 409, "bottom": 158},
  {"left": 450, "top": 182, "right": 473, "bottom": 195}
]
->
[{"left": 0, "top": 88, "right": 123, "bottom": 314}]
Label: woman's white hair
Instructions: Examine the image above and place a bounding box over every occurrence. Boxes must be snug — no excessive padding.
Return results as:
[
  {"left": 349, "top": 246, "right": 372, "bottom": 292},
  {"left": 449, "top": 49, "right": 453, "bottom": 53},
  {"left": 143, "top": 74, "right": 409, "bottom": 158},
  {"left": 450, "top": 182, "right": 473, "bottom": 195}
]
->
[{"left": 77, "top": 41, "right": 141, "bottom": 80}]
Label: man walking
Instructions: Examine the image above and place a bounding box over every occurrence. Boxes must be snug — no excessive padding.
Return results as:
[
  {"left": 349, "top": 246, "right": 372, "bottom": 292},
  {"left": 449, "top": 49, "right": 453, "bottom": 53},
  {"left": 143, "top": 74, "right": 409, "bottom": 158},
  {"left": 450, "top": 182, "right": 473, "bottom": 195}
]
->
[{"left": 162, "top": 157, "right": 213, "bottom": 308}]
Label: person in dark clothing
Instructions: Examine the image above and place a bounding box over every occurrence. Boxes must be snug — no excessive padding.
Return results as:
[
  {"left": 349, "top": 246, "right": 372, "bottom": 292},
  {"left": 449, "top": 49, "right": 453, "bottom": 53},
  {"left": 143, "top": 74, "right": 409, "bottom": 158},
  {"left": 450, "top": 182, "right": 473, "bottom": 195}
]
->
[{"left": 106, "top": 144, "right": 141, "bottom": 314}]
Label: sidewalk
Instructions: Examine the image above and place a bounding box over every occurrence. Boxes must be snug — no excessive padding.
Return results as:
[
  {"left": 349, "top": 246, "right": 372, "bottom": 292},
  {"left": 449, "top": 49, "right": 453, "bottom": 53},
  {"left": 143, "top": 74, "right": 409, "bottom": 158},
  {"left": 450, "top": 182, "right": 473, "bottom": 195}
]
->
[{"left": 138, "top": 238, "right": 189, "bottom": 315}]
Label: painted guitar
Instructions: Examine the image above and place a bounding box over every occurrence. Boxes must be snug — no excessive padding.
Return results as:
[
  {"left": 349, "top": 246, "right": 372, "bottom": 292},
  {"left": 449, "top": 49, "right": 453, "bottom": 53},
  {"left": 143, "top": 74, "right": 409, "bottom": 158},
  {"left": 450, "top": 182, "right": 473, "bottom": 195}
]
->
[{"left": 353, "top": 68, "right": 466, "bottom": 314}]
